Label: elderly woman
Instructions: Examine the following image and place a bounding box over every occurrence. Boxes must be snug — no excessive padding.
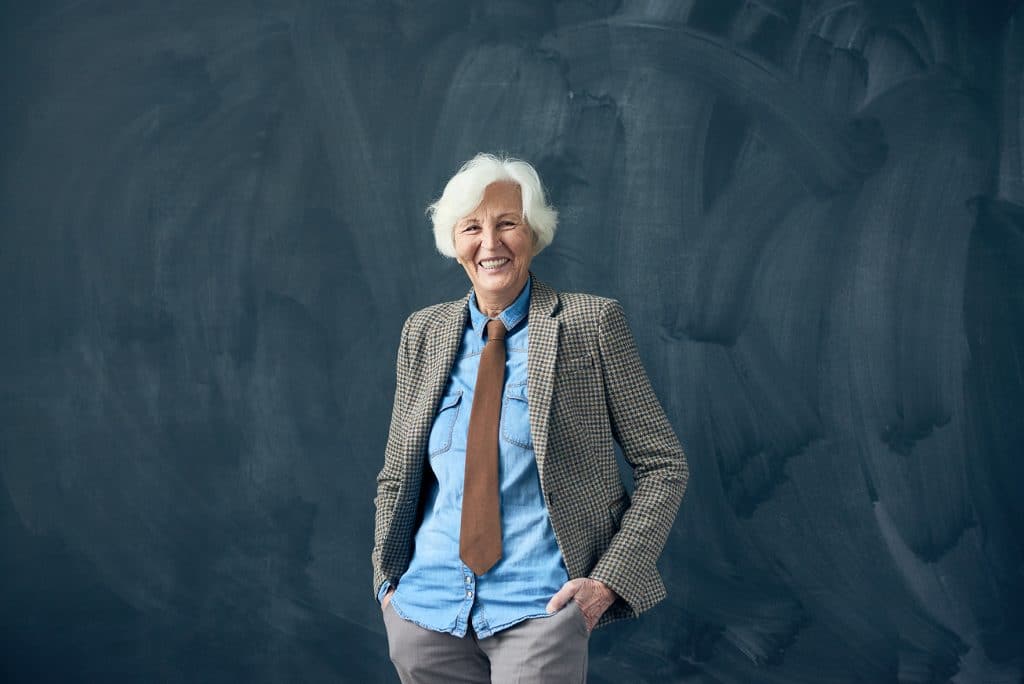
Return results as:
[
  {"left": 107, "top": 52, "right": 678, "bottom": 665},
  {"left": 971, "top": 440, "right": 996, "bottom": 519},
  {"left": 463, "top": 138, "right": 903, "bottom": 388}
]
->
[{"left": 372, "top": 153, "right": 688, "bottom": 683}]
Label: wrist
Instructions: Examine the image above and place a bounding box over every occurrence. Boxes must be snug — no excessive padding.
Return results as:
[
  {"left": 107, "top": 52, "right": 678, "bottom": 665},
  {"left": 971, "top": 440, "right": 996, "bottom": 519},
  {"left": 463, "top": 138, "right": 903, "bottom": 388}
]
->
[{"left": 588, "top": 577, "right": 617, "bottom": 603}]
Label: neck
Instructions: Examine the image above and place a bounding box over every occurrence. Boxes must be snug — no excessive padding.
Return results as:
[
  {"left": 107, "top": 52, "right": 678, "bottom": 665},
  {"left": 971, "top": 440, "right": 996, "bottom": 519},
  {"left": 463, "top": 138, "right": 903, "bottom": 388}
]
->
[{"left": 476, "top": 277, "right": 528, "bottom": 318}]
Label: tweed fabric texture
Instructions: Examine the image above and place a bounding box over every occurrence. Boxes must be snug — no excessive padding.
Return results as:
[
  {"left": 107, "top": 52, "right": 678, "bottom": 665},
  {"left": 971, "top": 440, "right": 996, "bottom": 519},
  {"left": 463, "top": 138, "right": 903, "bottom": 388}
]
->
[{"left": 372, "top": 271, "right": 689, "bottom": 630}]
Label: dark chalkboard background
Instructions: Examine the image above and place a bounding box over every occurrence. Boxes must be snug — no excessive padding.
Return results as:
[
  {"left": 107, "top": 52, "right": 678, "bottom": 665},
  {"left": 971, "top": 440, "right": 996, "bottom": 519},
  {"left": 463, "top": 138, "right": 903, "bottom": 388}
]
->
[{"left": 3, "top": 1, "right": 1023, "bottom": 682}]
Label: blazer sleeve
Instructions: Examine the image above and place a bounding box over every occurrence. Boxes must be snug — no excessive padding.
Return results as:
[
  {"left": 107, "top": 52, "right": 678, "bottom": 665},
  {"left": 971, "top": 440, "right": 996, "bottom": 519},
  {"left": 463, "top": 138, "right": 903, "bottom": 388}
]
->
[
  {"left": 587, "top": 299, "right": 689, "bottom": 615},
  {"left": 371, "top": 314, "right": 413, "bottom": 597}
]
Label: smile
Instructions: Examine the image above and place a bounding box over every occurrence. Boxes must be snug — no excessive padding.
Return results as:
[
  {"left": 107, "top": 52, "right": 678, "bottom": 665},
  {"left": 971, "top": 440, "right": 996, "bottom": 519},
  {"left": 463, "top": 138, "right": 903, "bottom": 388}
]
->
[{"left": 480, "top": 258, "right": 510, "bottom": 270}]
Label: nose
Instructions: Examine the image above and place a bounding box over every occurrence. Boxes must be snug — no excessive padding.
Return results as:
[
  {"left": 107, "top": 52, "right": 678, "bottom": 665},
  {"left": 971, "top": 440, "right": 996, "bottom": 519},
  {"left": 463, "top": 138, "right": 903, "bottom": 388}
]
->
[{"left": 481, "top": 225, "right": 503, "bottom": 250}]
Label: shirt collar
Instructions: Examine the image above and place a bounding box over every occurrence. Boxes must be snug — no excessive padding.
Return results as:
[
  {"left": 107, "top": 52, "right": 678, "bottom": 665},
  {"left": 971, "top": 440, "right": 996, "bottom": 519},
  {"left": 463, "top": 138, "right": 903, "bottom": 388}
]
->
[{"left": 468, "top": 276, "right": 531, "bottom": 339}]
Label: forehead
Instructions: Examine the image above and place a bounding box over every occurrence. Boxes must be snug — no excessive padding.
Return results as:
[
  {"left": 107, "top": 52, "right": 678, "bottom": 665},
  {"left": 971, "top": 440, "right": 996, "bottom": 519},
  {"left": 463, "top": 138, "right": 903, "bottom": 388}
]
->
[{"left": 461, "top": 181, "right": 522, "bottom": 221}]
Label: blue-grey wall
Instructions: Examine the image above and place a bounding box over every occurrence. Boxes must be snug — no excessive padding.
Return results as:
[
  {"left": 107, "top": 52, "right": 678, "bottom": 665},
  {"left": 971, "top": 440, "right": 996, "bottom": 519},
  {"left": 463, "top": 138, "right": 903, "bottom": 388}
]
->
[{"left": 2, "top": 1, "right": 1022, "bottom": 682}]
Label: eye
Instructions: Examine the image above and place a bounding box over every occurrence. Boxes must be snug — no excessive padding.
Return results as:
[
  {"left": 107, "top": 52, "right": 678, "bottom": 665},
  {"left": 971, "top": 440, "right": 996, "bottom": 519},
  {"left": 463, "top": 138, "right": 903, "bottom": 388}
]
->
[{"left": 461, "top": 224, "right": 480, "bottom": 232}]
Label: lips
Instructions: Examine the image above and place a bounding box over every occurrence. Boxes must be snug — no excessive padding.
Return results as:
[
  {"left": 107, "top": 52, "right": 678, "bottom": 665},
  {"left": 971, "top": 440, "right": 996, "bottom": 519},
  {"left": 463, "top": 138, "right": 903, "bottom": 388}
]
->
[{"left": 479, "top": 257, "right": 510, "bottom": 270}]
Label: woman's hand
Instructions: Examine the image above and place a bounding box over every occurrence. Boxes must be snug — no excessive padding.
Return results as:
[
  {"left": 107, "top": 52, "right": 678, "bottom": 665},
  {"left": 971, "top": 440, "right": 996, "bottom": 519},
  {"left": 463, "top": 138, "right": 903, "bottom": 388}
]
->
[
  {"left": 381, "top": 586, "right": 396, "bottom": 610},
  {"left": 545, "top": 578, "right": 617, "bottom": 632}
]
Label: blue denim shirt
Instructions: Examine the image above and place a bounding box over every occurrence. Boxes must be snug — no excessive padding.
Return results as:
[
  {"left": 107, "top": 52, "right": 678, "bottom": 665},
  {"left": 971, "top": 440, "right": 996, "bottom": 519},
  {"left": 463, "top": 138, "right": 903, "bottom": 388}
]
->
[{"left": 378, "top": 277, "right": 570, "bottom": 638}]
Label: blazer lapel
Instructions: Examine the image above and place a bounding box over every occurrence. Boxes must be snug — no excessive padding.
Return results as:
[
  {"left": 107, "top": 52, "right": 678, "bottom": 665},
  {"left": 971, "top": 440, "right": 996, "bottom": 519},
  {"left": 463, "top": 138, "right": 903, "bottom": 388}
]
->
[
  {"left": 407, "top": 291, "right": 470, "bottom": 464},
  {"left": 526, "top": 271, "right": 561, "bottom": 483}
]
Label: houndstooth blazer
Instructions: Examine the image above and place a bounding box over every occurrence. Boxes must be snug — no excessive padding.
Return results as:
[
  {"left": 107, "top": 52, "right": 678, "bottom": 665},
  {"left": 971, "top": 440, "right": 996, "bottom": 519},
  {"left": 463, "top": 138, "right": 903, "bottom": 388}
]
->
[{"left": 372, "top": 270, "right": 689, "bottom": 630}]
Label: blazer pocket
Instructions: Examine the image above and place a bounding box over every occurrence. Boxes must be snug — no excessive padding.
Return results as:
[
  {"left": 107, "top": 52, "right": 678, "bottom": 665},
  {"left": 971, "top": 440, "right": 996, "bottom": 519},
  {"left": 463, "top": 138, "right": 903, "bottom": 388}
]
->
[
  {"left": 560, "top": 352, "right": 595, "bottom": 373},
  {"left": 428, "top": 390, "right": 463, "bottom": 457}
]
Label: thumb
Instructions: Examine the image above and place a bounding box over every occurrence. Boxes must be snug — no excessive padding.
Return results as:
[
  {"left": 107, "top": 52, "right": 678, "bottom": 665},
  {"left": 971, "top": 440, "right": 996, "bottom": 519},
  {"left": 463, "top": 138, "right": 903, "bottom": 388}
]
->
[{"left": 545, "top": 579, "right": 582, "bottom": 614}]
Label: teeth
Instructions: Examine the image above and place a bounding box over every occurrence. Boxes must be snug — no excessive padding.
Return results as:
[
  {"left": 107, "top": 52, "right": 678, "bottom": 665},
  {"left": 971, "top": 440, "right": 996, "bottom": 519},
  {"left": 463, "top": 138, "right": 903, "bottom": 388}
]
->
[{"left": 481, "top": 258, "right": 509, "bottom": 269}]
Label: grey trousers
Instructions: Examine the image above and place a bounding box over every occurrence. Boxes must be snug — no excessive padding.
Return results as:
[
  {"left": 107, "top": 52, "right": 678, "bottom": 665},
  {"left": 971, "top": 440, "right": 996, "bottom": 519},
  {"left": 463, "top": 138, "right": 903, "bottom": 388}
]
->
[{"left": 382, "top": 599, "right": 590, "bottom": 684}]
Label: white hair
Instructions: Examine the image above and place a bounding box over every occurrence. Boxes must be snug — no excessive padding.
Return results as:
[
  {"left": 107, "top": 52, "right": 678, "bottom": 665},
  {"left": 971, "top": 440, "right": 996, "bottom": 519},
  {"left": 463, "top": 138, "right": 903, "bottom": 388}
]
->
[{"left": 426, "top": 153, "right": 558, "bottom": 258}]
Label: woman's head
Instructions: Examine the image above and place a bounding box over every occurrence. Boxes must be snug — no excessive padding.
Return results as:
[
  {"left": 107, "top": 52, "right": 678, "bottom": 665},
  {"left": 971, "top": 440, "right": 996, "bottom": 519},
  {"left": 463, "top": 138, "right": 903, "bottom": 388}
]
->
[
  {"left": 427, "top": 153, "right": 558, "bottom": 260},
  {"left": 427, "top": 153, "right": 558, "bottom": 307}
]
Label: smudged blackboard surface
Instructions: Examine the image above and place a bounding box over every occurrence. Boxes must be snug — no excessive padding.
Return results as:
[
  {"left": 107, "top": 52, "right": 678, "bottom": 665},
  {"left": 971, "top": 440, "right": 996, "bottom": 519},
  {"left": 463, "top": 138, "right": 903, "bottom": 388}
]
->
[{"left": 2, "top": 1, "right": 1022, "bottom": 682}]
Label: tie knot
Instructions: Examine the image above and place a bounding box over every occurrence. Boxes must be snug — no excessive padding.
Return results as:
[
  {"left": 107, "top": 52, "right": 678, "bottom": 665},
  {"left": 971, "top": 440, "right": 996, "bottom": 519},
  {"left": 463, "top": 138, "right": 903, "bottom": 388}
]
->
[{"left": 486, "top": 318, "right": 507, "bottom": 342}]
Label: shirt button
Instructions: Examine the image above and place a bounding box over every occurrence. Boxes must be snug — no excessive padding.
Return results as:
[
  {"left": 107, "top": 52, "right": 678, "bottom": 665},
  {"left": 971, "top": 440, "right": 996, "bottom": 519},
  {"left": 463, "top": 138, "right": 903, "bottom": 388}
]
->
[
  {"left": 465, "top": 577, "right": 472, "bottom": 584},
  {"left": 466, "top": 590, "right": 473, "bottom": 598}
]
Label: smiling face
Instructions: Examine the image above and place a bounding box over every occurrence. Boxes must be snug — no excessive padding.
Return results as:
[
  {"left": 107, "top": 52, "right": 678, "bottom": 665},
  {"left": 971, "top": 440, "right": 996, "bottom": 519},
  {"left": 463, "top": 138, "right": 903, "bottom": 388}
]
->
[{"left": 454, "top": 180, "right": 536, "bottom": 313}]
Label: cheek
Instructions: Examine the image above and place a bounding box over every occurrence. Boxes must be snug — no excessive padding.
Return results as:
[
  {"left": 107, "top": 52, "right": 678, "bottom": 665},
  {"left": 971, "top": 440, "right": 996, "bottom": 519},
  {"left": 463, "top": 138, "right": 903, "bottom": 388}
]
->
[
  {"left": 511, "top": 231, "right": 533, "bottom": 258},
  {"left": 453, "top": 236, "right": 473, "bottom": 259},
  {"left": 514, "top": 239, "right": 534, "bottom": 263}
]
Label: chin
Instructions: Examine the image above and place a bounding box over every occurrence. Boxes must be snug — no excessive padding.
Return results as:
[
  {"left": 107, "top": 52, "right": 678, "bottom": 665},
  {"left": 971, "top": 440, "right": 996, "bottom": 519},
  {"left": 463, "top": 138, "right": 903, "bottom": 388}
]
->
[{"left": 478, "top": 270, "right": 518, "bottom": 287}]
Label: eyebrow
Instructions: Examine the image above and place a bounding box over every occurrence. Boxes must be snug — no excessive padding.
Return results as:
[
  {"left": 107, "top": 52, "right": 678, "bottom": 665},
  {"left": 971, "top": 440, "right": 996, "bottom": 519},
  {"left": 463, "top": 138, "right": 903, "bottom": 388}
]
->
[{"left": 458, "top": 212, "right": 521, "bottom": 225}]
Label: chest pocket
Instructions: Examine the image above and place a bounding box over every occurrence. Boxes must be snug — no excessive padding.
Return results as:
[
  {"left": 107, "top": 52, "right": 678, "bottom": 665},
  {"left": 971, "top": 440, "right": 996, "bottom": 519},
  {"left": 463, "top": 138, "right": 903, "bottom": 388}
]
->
[
  {"left": 428, "top": 390, "right": 463, "bottom": 457},
  {"left": 500, "top": 382, "right": 533, "bottom": 449}
]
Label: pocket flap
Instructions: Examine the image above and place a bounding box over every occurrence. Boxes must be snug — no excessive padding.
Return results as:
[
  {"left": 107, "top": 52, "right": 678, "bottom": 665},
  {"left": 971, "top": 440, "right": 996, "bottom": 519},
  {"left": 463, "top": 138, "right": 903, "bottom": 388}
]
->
[
  {"left": 505, "top": 382, "right": 528, "bottom": 402},
  {"left": 561, "top": 353, "right": 594, "bottom": 372},
  {"left": 438, "top": 389, "right": 462, "bottom": 411}
]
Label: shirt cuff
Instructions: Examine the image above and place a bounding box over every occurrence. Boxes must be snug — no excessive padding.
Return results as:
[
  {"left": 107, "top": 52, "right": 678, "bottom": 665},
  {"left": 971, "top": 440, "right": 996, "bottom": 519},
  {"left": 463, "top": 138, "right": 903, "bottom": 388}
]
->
[{"left": 377, "top": 580, "right": 391, "bottom": 604}]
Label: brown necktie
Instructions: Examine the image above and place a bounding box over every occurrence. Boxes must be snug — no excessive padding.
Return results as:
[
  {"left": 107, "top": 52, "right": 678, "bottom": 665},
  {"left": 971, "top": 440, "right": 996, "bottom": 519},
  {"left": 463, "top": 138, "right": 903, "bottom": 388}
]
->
[{"left": 460, "top": 318, "right": 507, "bottom": 575}]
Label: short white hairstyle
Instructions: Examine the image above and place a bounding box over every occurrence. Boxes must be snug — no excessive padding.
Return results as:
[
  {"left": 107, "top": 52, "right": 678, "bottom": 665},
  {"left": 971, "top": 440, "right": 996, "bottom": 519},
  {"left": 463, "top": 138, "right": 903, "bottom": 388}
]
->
[{"left": 426, "top": 153, "right": 558, "bottom": 259}]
